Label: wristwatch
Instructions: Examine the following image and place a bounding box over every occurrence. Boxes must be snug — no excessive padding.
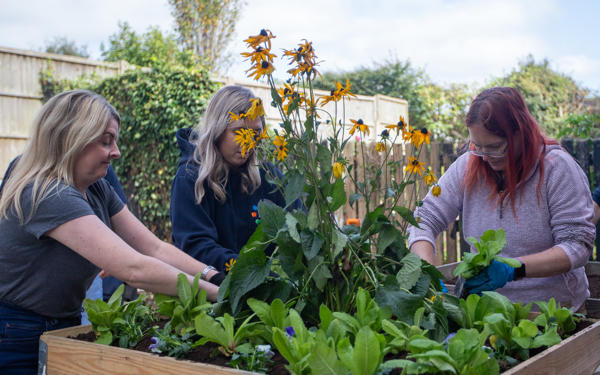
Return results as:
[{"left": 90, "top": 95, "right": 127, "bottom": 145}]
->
[
  {"left": 514, "top": 263, "right": 527, "bottom": 280},
  {"left": 201, "top": 265, "right": 216, "bottom": 281}
]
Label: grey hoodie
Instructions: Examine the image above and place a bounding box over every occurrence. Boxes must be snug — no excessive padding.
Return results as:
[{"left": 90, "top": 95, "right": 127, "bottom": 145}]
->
[{"left": 409, "top": 144, "right": 595, "bottom": 310}]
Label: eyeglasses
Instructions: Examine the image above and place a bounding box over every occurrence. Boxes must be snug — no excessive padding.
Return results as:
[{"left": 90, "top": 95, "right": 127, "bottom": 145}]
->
[{"left": 469, "top": 140, "right": 507, "bottom": 158}]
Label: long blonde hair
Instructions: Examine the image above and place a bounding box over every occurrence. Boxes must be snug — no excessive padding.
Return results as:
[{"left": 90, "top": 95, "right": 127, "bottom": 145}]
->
[
  {"left": 192, "top": 85, "right": 261, "bottom": 203},
  {"left": 0, "top": 90, "right": 120, "bottom": 222}
]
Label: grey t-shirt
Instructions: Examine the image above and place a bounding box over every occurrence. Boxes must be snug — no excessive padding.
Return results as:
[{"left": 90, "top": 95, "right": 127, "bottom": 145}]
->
[{"left": 0, "top": 179, "right": 125, "bottom": 318}]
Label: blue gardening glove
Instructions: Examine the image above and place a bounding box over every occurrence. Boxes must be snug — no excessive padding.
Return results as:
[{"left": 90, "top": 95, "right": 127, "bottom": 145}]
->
[{"left": 464, "top": 260, "right": 514, "bottom": 295}]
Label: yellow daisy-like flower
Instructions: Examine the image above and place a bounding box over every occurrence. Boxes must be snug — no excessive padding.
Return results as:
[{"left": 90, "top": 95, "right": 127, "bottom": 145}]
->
[
  {"left": 432, "top": 185, "right": 442, "bottom": 197},
  {"left": 287, "top": 61, "right": 320, "bottom": 79},
  {"left": 256, "top": 126, "right": 269, "bottom": 143},
  {"left": 374, "top": 142, "right": 386, "bottom": 152},
  {"left": 319, "top": 78, "right": 357, "bottom": 106},
  {"left": 225, "top": 258, "right": 237, "bottom": 272},
  {"left": 245, "top": 98, "right": 266, "bottom": 120},
  {"left": 273, "top": 135, "right": 289, "bottom": 161},
  {"left": 229, "top": 112, "right": 246, "bottom": 123},
  {"left": 424, "top": 170, "right": 437, "bottom": 186},
  {"left": 429, "top": 295, "right": 437, "bottom": 302},
  {"left": 386, "top": 115, "right": 408, "bottom": 133},
  {"left": 241, "top": 46, "right": 276, "bottom": 65},
  {"left": 404, "top": 156, "right": 425, "bottom": 176},
  {"left": 403, "top": 125, "right": 415, "bottom": 142},
  {"left": 243, "top": 29, "right": 276, "bottom": 50},
  {"left": 349, "top": 119, "right": 370, "bottom": 136},
  {"left": 234, "top": 128, "right": 257, "bottom": 158},
  {"left": 332, "top": 162, "right": 344, "bottom": 179},
  {"left": 411, "top": 127, "right": 431, "bottom": 147},
  {"left": 247, "top": 60, "right": 275, "bottom": 81}
]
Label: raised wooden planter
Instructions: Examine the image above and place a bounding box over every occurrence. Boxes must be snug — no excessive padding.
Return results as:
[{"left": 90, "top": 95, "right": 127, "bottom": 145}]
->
[{"left": 40, "top": 321, "right": 600, "bottom": 375}]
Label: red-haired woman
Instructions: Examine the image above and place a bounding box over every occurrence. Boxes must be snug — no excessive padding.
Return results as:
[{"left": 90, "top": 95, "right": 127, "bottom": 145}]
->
[{"left": 408, "top": 87, "right": 595, "bottom": 311}]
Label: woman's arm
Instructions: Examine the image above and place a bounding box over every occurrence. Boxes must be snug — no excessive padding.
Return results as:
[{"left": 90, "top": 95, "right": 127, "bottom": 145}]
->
[
  {"left": 110, "top": 206, "right": 219, "bottom": 281},
  {"left": 409, "top": 240, "right": 435, "bottom": 264},
  {"left": 46, "top": 214, "right": 219, "bottom": 301},
  {"left": 516, "top": 246, "right": 570, "bottom": 278}
]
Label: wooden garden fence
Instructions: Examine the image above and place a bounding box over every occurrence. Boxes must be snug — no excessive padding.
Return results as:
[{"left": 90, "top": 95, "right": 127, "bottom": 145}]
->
[{"left": 341, "top": 138, "right": 600, "bottom": 265}]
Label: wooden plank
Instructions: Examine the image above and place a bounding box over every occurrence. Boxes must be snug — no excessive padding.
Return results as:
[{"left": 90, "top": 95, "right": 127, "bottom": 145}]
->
[
  {"left": 561, "top": 138, "right": 574, "bottom": 157},
  {"left": 436, "top": 261, "right": 459, "bottom": 281},
  {"left": 575, "top": 139, "right": 591, "bottom": 183},
  {"left": 587, "top": 261, "right": 600, "bottom": 277},
  {"left": 41, "top": 326, "right": 253, "bottom": 375},
  {"left": 503, "top": 319, "right": 600, "bottom": 375},
  {"left": 587, "top": 299, "right": 600, "bottom": 320}
]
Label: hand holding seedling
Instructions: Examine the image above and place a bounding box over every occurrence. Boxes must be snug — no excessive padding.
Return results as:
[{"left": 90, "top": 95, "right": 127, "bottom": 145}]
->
[{"left": 453, "top": 229, "right": 521, "bottom": 295}]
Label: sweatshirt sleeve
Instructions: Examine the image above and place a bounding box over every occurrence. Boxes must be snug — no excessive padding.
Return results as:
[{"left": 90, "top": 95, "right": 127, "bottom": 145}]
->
[
  {"left": 407, "top": 154, "right": 466, "bottom": 254},
  {"left": 545, "top": 150, "right": 595, "bottom": 270},
  {"left": 170, "top": 168, "right": 239, "bottom": 273}
]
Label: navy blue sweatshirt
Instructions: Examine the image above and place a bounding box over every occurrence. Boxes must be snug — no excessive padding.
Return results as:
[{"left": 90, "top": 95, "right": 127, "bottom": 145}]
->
[{"left": 170, "top": 128, "right": 286, "bottom": 273}]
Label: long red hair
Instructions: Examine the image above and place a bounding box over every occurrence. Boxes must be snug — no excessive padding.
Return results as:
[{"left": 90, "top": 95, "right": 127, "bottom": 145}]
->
[{"left": 463, "top": 87, "right": 559, "bottom": 215}]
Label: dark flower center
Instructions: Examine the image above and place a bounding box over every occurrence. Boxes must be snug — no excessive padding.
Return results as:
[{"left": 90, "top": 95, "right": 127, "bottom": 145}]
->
[
  {"left": 330, "top": 89, "right": 335, "bottom": 96},
  {"left": 260, "top": 29, "right": 268, "bottom": 36},
  {"left": 357, "top": 119, "right": 364, "bottom": 125},
  {"left": 284, "top": 88, "right": 291, "bottom": 95},
  {"left": 421, "top": 128, "right": 428, "bottom": 135},
  {"left": 398, "top": 120, "right": 405, "bottom": 127},
  {"left": 256, "top": 47, "right": 264, "bottom": 53},
  {"left": 381, "top": 129, "right": 389, "bottom": 137},
  {"left": 261, "top": 61, "right": 270, "bottom": 68},
  {"left": 411, "top": 160, "right": 419, "bottom": 166}
]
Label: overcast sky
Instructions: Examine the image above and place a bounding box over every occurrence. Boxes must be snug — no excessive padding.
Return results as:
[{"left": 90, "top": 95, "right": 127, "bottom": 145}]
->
[{"left": 1, "top": 0, "right": 599, "bottom": 94}]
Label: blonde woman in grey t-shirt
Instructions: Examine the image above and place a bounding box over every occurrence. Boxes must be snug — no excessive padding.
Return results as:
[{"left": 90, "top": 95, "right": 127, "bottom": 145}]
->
[{"left": 0, "top": 90, "right": 222, "bottom": 374}]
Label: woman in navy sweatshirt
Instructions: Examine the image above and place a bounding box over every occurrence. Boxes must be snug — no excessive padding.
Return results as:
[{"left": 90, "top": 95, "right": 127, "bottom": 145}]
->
[{"left": 170, "top": 85, "right": 286, "bottom": 274}]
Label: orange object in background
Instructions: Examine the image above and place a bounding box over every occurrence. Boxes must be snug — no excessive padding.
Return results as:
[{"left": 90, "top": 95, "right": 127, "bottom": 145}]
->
[{"left": 346, "top": 218, "right": 360, "bottom": 227}]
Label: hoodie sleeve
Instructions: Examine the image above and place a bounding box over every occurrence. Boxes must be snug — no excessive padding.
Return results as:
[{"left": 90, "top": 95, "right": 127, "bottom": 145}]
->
[{"left": 170, "top": 167, "right": 239, "bottom": 273}]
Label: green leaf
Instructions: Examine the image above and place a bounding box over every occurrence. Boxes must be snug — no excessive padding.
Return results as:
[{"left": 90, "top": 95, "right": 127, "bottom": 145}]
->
[
  {"left": 307, "top": 201, "right": 319, "bottom": 230},
  {"left": 332, "top": 229, "right": 348, "bottom": 258},
  {"left": 376, "top": 224, "right": 399, "bottom": 253},
  {"left": 107, "top": 284, "right": 125, "bottom": 309},
  {"left": 308, "top": 340, "right": 346, "bottom": 375},
  {"left": 328, "top": 178, "right": 347, "bottom": 211},
  {"left": 227, "top": 249, "right": 271, "bottom": 314},
  {"left": 176, "top": 273, "right": 192, "bottom": 308},
  {"left": 284, "top": 172, "right": 305, "bottom": 206},
  {"left": 351, "top": 327, "right": 381, "bottom": 375},
  {"left": 375, "top": 279, "right": 425, "bottom": 323},
  {"left": 393, "top": 206, "right": 419, "bottom": 227},
  {"left": 349, "top": 193, "right": 363, "bottom": 206},
  {"left": 194, "top": 312, "right": 228, "bottom": 348},
  {"left": 258, "top": 200, "right": 286, "bottom": 238},
  {"left": 532, "top": 326, "right": 561, "bottom": 348},
  {"left": 396, "top": 253, "right": 422, "bottom": 290},
  {"left": 285, "top": 213, "right": 301, "bottom": 243}
]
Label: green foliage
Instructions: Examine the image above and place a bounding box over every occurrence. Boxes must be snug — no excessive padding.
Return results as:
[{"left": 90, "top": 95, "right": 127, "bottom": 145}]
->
[
  {"left": 168, "top": 0, "right": 244, "bottom": 73},
  {"left": 83, "top": 285, "right": 156, "bottom": 348},
  {"left": 194, "top": 312, "right": 261, "bottom": 355},
  {"left": 454, "top": 229, "right": 521, "bottom": 279},
  {"left": 533, "top": 298, "right": 578, "bottom": 335},
  {"left": 557, "top": 112, "right": 600, "bottom": 138},
  {"left": 43, "top": 36, "right": 89, "bottom": 58},
  {"left": 488, "top": 55, "right": 588, "bottom": 138},
  {"left": 153, "top": 273, "right": 213, "bottom": 336},
  {"left": 101, "top": 21, "right": 197, "bottom": 68}
]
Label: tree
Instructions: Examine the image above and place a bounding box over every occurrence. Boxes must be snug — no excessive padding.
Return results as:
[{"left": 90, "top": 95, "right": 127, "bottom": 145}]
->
[
  {"left": 43, "top": 36, "right": 89, "bottom": 58},
  {"left": 101, "top": 22, "right": 195, "bottom": 68},
  {"left": 488, "top": 55, "right": 588, "bottom": 137},
  {"left": 168, "top": 0, "right": 243, "bottom": 74}
]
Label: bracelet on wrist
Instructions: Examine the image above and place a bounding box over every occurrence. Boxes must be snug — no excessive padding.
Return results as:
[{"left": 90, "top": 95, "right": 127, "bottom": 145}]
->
[{"left": 200, "top": 265, "right": 216, "bottom": 281}]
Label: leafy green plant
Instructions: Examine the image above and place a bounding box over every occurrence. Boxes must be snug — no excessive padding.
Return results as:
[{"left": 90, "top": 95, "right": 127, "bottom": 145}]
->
[
  {"left": 153, "top": 273, "right": 212, "bottom": 336},
  {"left": 194, "top": 312, "right": 262, "bottom": 356},
  {"left": 83, "top": 284, "right": 156, "bottom": 347},
  {"left": 533, "top": 298, "right": 578, "bottom": 335},
  {"left": 454, "top": 229, "right": 521, "bottom": 279}
]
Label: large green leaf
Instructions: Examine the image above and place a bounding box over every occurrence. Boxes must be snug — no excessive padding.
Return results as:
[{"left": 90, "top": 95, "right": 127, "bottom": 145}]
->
[
  {"left": 396, "top": 253, "right": 422, "bottom": 290},
  {"left": 308, "top": 340, "right": 347, "bottom": 375},
  {"left": 258, "top": 200, "right": 286, "bottom": 238},
  {"left": 351, "top": 327, "right": 381, "bottom": 375},
  {"left": 284, "top": 172, "right": 305, "bottom": 206},
  {"left": 328, "top": 178, "right": 347, "bottom": 211},
  {"left": 227, "top": 249, "right": 271, "bottom": 314},
  {"left": 376, "top": 224, "right": 399, "bottom": 254},
  {"left": 375, "top": 278, "right": 425, "bottom": 323}
]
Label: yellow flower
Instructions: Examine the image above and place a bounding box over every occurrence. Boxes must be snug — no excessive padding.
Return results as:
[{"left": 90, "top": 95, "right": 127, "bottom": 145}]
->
[
  {"left": 349, "top": 119, "right": 370, "bottom": 136},
  {"left": 374, "top": 142, "right": 386, "bottom": 152},
  {"left": 234, "top": 128, "right": 257, "bottom": 158},
  {"left": 244, "top": 29, "right": 276, "bottom": 49},
  {"left": 411, "top": 127, "right": 431, "bottom": 147},
  {"left": 403, "top": 126, "right": 415, "bottom": 142},
  {"left": 229, "top": 111, "right": 246, "bottom": 123},
  {"left": 432, "top": 185, "right": 442, "bottom": 197},
  {"left": 319, "top": 78, "right": 356, "bottom": 106},
  {"left": 225, "top": 258, "right": 237, "bottom": 272},
  {"left": 246, "top": 61, "right": 275, "bottom": 81},
  {"left": 404, "top": 156, "right": 425, "bottom": 176},
  {"left": 256, "top": 126, "right": 269, "bottom": 143},
  {"left": 241, "top": 46, "right": 276, "bottom": 65},
  {"left": 385, "top": 115, "right": 408, "bottom": 133},
  {"left": 273, "top": 135, "right": 289, "bottom": 161},
  {"left": 246, "top": 98, "right": 266, "bottom": 120},
  {"left": 332, "top": 162, "right": 344, "bottom": 179},
  {"left": 429, "top": 295, "right": 437, "bottom": 302},
  {"left": 424, "top": 170, "right": 437, "bottom": 186},
  {"left": 287, "top": 62, "right": 320, "bottom": 79},
  {"left": 489, "top": 334, "right": 498, "bottom": 349}
]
